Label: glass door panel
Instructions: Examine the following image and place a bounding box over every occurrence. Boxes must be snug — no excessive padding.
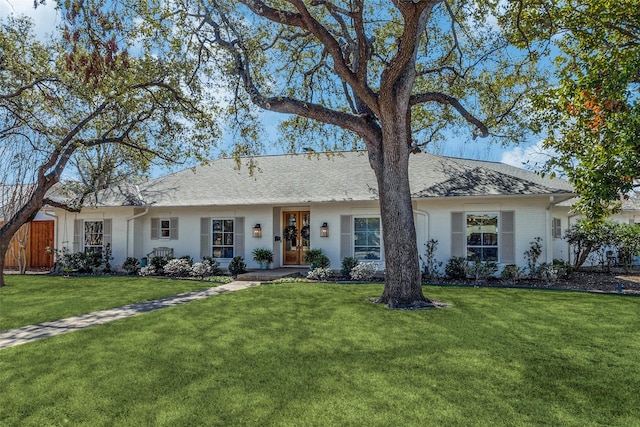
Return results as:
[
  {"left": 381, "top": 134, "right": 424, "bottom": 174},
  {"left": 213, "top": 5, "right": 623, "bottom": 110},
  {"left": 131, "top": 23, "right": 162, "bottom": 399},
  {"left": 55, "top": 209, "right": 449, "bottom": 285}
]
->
[{"left": 283, "top": 211, "right": 311, "bottom": 265}]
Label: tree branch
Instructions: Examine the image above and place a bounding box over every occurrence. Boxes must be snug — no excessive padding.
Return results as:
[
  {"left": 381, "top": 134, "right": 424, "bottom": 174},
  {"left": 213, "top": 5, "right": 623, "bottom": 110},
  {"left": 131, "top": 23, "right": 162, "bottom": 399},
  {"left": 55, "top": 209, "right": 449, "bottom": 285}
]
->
[{"left": 410, "top": 91, "right": 488, "bottom": 137}]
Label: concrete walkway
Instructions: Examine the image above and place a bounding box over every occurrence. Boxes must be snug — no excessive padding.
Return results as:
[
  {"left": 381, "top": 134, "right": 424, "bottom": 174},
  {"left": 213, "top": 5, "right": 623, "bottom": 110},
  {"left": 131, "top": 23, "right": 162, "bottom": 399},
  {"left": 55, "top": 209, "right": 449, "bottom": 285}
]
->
[{"left": 0, "top": 281, "right": 260, "bottom": 350}]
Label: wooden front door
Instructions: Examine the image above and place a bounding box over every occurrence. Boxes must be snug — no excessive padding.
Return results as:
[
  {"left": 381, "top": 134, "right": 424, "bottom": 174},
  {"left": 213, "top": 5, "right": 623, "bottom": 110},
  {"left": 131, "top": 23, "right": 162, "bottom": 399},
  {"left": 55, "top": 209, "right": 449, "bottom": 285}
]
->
[{"left": 283, "top": 211, "right": 310, "bottom": 265}]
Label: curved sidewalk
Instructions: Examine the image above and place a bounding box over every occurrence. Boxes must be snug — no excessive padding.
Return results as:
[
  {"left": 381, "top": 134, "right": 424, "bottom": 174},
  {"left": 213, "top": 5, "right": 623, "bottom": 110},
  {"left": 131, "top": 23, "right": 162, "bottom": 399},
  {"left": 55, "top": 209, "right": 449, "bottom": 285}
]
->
[{"left": 0, "top": 281, "right": 260, "bottom": 350}]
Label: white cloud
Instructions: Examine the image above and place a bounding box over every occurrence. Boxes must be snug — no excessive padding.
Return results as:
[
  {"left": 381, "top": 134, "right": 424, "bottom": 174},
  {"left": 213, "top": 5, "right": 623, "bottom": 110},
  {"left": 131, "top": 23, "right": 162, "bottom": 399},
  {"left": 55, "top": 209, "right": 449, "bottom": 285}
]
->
[
  {"left": 501, "top": 140, "right": 557, "bottom": 170},
  {"left": 0, "top": 0, "right": 60, "bottom": 38}
]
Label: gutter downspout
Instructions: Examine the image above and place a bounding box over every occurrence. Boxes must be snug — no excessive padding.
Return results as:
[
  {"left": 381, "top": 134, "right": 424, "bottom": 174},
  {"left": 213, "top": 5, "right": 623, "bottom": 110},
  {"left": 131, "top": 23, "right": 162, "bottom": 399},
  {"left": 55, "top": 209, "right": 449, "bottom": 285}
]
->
[
  {"left": 547, "top": 194, "right": 579, "bottom": 265},
  {"left": 545, "top": 196, "right": 555, "bottom": 264},
  {"left": 43, "top": 210, "right": 58, "bottom": 264},
  {"left": 413, "top": 204, "right": 429, "bottom": 258},
  {"left": 126, "top": 209, "right": 148, "bottom": 259}
]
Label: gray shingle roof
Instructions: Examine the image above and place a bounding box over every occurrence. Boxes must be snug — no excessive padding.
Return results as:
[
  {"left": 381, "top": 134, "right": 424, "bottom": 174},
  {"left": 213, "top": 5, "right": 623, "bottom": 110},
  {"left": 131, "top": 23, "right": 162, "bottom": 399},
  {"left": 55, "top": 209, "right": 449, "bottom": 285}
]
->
[{"left": 90, "top": 151, "right": 575, "bottom": 207}]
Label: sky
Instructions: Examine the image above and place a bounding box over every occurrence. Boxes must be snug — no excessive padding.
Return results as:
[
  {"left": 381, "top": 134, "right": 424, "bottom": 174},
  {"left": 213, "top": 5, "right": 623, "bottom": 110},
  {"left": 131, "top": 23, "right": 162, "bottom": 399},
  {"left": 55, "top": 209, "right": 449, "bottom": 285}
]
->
[{"left": 0, "top": 0, "right": 547, "bottom": 172}]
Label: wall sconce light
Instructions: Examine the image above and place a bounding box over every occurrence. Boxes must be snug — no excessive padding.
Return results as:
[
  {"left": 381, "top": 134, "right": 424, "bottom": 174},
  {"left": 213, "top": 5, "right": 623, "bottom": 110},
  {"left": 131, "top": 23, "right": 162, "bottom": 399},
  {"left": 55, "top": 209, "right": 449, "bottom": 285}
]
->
[
  {"left": 253, "top": 224, "right": 262, "bottom": 238},
  {"left": 320, "top": 222, "right": 329, "bottom": 237}
]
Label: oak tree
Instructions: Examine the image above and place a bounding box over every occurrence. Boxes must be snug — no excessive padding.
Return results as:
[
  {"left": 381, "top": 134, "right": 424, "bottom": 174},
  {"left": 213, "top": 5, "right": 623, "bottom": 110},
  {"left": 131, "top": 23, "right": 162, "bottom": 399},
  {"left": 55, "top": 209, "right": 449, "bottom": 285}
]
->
[{"left": 68, "top": 0, "right": 544, "bottom": 307}]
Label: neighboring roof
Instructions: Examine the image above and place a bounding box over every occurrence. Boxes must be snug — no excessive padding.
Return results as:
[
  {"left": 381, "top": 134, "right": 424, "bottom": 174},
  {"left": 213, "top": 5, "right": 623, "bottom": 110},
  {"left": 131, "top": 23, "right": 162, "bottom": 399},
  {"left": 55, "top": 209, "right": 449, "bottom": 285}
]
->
[
  {"left": 621, "top": 194, "right": 640, "bottom": 211},
  {"left": 87, "top": 151, "right": 575, "bottom": 207},
  {"left": 557, "top": 193, "right": 640, "bottom": 212}
]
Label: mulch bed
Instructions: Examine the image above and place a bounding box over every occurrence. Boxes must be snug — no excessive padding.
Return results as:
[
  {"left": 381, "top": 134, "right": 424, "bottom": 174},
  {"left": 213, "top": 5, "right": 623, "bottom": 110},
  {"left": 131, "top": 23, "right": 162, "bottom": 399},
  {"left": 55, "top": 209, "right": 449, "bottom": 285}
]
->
[{"left": 429, "top": 269, "right": 640, "bottom": 294}]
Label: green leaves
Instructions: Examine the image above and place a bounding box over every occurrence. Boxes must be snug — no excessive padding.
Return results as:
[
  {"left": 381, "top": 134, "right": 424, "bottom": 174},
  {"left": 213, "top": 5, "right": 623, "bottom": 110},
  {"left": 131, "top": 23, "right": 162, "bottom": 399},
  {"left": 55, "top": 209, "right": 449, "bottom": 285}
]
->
[{"left": 503, "top": 0, "right": 640, "bottom": 219}]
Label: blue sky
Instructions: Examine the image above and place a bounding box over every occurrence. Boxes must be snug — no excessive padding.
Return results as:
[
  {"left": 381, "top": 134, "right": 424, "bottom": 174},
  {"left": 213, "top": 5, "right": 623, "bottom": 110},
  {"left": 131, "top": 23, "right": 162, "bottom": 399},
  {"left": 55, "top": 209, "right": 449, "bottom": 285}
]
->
[{"left": 1, "top": 0, "right": 553, "bottom": 174}]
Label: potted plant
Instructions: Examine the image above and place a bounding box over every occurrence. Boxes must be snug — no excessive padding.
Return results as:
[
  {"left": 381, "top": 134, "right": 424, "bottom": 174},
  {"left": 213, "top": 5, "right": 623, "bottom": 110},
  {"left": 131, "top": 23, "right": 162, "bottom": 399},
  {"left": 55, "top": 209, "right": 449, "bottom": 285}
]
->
[{"left": 252, "top": 248, "right": 274, "bottom": 270}]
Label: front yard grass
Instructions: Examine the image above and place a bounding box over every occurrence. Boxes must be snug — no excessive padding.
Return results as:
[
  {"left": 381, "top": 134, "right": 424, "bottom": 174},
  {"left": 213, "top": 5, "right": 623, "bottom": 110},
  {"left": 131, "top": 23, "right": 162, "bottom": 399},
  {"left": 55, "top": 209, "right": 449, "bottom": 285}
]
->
[
  {"left": 0, "top": 275, "right": 216, "bottom": 330},
  {"left": 1, "top": 280, "right": 639, "bottom": 426}
]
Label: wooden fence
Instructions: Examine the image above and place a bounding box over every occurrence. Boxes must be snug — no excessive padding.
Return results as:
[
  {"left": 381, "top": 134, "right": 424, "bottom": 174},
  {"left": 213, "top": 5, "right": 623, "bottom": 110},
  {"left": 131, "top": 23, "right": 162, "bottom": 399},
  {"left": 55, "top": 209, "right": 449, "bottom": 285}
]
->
[{"left": 1, "top": 220, "right": 54, "bottom": 269}]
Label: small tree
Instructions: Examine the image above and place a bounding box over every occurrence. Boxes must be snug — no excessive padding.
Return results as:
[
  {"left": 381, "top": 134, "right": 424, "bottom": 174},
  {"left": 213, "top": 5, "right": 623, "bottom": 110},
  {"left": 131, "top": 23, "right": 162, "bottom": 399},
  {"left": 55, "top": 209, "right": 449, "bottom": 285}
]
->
[
  {"left": 564, "top": 220, "right": 619, "bottom": 270},
  {"left": 523, "top": 237, "right": 543, "bottom": 278},
  {"left": 564, "top": 221, "right": 601, "bottom": 269},
  {"left": 419, "top": 239, "right": 442, "bottom": 281}
]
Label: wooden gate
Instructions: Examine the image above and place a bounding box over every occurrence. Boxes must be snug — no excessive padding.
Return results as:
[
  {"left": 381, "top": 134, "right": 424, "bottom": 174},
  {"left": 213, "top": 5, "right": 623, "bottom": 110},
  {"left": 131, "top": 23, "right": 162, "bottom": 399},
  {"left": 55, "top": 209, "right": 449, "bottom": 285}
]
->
[
  {"left": 2, "top": 220, "right": 54, "bottom": 269},
  {"left": 29, "top": 221, "right": 54, "bottom": 268}
]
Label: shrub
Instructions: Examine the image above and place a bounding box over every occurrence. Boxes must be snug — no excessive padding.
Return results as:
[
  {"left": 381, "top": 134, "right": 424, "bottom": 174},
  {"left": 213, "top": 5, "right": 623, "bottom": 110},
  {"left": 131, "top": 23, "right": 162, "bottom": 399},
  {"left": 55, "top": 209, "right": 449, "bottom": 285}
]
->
[
  {"left": 539, "top": 262, "right": 557, "bottom": 285},
  {"left": 467, "top": 259, "right": 498, "bottom": 284},
  {"left": 139, "top": 266, "right": 157, "bottom": 276},
  {"left": 179, "top": 255, "right": 194, "bottom": 266},
  {"left": 228, "top": 256, "right": 246, "bottom": 278},
  {"left": 122, "top": 257, "right": 141, "bottom": 275},
  {"left": 614, "top": 223, "right": 640, "bottom": 271},
  {"left": 553, "top": 259, "right": 573, "bottom": 279},
  {"left": 190, "top": 262, "right": 210, "bottom": 278},
  {"left": 52, "top": 250, "right": 103, "bottom": 274},
  {"left": 190, "top": 258, "right": 221, "bottom": 278},
  {"left": 419, "top": 239, "right": 442, "bottom": 280},
  {"left": 149, "top": 256, "right": 171, "bottom": 274},
  {"left": 500, "top": 264, "right": 523, "bottom": 283},
  {"left": 341, "top": 257, "right": 359, "bottom": 279},
  {"left": 163, "top": 258, "right": 192, "bottom": 277},
  {"left": 202, "top": 257, "right": 222, "bottom": 275},
  {"left": 350, "top": 262, "right": 378, "bottom": 281},
  {"left": 305, "top": 249, "right": 330, "bottom": 269},
  {"left": 307, "top": 267, "right": 333, "bottom": 281},
  {"left": 445, "top": 257, "right": 468, "bottom": 279}
]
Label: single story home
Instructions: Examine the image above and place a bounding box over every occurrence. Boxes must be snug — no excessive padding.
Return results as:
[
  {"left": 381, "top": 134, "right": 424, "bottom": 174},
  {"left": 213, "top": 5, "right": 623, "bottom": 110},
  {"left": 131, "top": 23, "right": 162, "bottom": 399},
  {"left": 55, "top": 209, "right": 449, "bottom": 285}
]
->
[{"left": 44, "top": 150, "right": 597, "bottom": 272}]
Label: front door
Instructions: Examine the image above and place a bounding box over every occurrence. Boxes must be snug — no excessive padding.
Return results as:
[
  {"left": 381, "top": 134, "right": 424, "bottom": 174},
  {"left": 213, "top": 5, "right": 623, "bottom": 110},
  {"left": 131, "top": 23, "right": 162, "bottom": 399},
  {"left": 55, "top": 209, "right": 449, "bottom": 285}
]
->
[{"left": 283, "top": 211, "right": 310, "bottom": 265}]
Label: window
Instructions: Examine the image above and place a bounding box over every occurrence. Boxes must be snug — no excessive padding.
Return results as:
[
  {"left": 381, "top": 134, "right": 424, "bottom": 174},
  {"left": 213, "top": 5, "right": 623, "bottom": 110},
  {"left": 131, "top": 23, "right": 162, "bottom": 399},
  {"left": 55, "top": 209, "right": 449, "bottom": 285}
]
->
[
  {"left": 212, "top": 219, "right": 234, "bottom": 258},
  {"left": 552, "top": 217, "right": 562, "bottom": 238},
  {"left": 151, "top": 218, "right": 178, "bottom": 240},
  {"left": 354, "top": 217, "right": 381, "bottom": 260},
  {"left": 160, "top": 220, "right": 171, "bottom": 238},
  {"left": 466, "top": 213, "right": 498, "bottom": 262},
  {"left": 84, "top": 220, "right": 104, "bottom": 254}
]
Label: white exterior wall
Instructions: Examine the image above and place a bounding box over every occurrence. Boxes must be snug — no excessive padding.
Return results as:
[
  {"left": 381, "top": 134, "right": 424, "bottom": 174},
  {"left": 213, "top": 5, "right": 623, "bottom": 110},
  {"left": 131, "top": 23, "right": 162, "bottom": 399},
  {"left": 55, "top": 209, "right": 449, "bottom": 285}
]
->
[
  {"left": 50, "top": 194, "right": 576, "bottom": 272},
  {"left": 415, "top": 196, "right": 554, "bottom": 270},
  {"left": 135, "top": 206, "right": 273, "bottom": 269},
  {"left": 52, "top": 207, "right": 135, "bottom": 268},
  {"left": 309, "top": 202, "right": 383, "bottom": 269}
]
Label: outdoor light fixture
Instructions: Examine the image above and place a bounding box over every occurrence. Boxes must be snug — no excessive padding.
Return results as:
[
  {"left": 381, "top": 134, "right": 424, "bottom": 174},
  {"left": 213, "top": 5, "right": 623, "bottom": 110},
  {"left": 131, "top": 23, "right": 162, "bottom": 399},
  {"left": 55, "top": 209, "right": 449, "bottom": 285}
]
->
[
  {"left": 253, "top": 224, "right": 262, "bottom": 238},
  {"left": 320, "top": 222, "right": 329, "bottom": 237}
]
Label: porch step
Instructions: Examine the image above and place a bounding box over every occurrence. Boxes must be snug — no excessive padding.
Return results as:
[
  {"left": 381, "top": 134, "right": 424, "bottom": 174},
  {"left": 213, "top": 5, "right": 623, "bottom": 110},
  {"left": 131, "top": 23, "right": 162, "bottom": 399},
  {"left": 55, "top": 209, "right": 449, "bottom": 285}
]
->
[{"left": 235, "top": 268, "right": 307, "bottom": 282}]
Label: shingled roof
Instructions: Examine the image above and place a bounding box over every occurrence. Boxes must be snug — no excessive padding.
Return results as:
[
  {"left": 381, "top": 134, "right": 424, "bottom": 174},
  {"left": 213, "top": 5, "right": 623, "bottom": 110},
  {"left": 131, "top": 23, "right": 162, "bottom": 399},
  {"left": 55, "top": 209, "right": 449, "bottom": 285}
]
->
[{"left": 88, "top": 151, "right": 575, "bottom": 207}]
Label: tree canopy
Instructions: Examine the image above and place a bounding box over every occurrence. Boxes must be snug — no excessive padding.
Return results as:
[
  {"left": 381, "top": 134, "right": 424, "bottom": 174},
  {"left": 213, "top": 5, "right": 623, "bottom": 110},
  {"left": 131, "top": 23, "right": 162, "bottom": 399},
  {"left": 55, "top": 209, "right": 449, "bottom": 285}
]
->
[
  {"left": 22, "top": 0, "right": 545, "bottom": 307},
  {"left": 0, "top": 12, "right": 219, "bottom": 286},
  {"left": 111, "top": 0, "right": 542, "bottom": 308},
  {"left": 503, "top": 0, "right": 640, "bottom": 219}
]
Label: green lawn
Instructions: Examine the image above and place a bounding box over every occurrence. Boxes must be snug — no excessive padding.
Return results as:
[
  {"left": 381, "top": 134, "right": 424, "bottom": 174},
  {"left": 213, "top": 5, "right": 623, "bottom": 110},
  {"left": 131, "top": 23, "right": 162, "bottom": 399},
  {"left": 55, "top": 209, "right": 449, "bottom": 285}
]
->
[
  {"left": 1, "top": 280, "right": 639, "bottom": 426},
  {"left": 0, "top": 275, "right": 216, "bottom": 330}
]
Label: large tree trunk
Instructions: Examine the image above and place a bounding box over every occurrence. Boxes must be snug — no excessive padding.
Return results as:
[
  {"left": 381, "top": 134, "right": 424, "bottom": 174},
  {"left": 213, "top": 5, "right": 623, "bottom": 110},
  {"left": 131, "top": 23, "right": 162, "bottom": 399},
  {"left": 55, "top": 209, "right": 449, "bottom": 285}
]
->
[{"left": 368, "top": 122, "right": 430, "bottom": 309}]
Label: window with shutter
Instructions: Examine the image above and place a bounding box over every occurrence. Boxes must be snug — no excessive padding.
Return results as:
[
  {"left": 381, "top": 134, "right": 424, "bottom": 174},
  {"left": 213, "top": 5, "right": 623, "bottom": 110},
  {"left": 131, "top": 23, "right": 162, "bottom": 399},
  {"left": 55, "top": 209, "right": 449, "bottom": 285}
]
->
[{"left": 552, "top": 218, "right": 562, "bottom": 238}]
